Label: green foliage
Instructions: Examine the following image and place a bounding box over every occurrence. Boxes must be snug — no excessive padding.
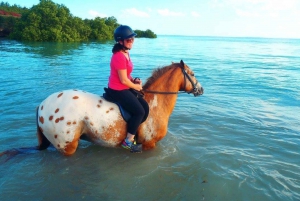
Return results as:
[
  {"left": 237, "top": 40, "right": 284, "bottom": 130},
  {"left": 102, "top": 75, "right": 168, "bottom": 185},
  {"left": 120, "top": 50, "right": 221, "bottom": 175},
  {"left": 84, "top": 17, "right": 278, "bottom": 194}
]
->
[
  {"left": 9, "top": 0, "right": 119, "bottom": 41},
  {"left": 1, "top": 0, "right": 156, "bottom": 42},
  {"left": 0, "top": 1, "right": 27, "bottom": 37},
  {"left": 11, "top": 0, "right": 81, "bottom": 41},
  {"left": 84, "top": 17, "right": 117, "bottom": 40},
  {"left": 0, "top": 1, "right": 29, "bottom": 14},
  {"left": 135, "top": 29, "right": 157, "bottom": 38},
  {"left": 0, "top": 15, "right": 18, "bottom": 37}
]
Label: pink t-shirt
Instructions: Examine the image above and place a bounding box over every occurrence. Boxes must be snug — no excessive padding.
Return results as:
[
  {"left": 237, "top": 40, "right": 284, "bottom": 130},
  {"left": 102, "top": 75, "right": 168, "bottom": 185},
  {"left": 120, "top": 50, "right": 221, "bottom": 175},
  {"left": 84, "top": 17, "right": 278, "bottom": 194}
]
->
[{"left": 108, "top": 51, "right": 133, "bottom": 90}]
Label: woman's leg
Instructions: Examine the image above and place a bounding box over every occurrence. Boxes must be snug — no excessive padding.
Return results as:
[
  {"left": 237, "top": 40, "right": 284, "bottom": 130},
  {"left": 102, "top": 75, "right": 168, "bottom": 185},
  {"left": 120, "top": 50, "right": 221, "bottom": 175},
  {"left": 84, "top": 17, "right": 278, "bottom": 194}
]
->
[
  {"left": 138, "top": 97, "right": 149, "bottom": 123},
  {"left": 107, "top": 88, "right": 145, "bottom": 136}
]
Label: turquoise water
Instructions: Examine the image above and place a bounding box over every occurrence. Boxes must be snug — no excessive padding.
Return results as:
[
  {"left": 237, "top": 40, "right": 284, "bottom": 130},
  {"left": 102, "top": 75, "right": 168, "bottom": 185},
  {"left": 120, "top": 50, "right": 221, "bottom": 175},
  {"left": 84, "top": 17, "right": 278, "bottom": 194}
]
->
[{"left": 0, "top": 36, "right": 299, "bottom": 201}]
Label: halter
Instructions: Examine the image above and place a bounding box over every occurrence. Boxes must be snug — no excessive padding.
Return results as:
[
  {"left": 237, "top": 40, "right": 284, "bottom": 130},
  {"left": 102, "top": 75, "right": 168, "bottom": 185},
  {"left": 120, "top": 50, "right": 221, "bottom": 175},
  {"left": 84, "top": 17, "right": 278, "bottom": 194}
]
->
[{"left": 142, "top": 67, "right": 199, "bottom": 95}]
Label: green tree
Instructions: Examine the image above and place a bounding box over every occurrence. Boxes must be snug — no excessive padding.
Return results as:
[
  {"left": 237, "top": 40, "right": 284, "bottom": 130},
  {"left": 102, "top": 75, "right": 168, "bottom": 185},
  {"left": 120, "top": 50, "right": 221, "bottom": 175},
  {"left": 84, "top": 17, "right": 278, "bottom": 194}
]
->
[
  {"left": 105, "top": 16, "right": 119, "bottom": 34},
  {"left": 72, "top": 16, "right": 91, "bottom": 41},
  {"left": 0, "top": 1, "right": 27, "bottom": 37},
  {"left": 135, "top": 29, "right": 157, "bottom": 38},
  {"left": 86, "top": 17, "right": 114, "bottom": 40},
  {"left": 11, "top": 0, "right": 84, "bottom": 41},
  {"left": 0, "top": 15, "right": 19, "bottom": 37},
  {"left": 0, "top": 1, "right": 28, "bottom": 14},
  {"left": 3, "top": 0, "right": 157, "bottom": 41}
]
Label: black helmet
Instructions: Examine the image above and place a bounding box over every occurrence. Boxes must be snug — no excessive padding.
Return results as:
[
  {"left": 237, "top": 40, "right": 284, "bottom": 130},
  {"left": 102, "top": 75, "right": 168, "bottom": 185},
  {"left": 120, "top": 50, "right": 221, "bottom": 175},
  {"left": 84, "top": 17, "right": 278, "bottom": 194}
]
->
[{"left": 114, "top": 25, "right": 137, "bottom": 42}]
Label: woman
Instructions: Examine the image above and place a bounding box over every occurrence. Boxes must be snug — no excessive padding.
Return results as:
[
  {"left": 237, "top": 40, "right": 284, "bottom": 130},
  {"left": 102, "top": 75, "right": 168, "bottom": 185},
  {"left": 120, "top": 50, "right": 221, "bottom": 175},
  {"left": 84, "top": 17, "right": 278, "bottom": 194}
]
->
[{"left": 107, "top": 25, "right": 149, "bottom": 151}]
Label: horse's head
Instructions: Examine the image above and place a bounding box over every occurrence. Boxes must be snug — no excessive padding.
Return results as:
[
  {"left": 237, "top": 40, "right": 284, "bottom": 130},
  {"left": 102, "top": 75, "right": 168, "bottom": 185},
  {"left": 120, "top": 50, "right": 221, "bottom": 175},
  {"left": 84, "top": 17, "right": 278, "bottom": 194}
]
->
[
  {"left": 143, "top": 61, "right": 204, "bottom": 96},
  {"left": 179, "top": 60, "right": 204, "bottom": 97}
]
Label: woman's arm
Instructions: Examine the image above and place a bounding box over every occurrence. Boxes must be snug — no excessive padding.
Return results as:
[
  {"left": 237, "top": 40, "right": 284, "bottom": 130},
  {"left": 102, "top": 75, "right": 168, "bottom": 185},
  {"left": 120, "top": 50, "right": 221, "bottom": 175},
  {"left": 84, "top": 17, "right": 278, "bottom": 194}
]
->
[{"left": 118, "top": 69, "right": 142, "bottom": 91}]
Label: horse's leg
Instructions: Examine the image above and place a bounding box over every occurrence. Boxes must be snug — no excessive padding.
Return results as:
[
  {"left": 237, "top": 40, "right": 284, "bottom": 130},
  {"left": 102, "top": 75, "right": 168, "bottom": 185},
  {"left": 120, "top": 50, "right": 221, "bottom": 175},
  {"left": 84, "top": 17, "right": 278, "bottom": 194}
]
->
[
  {"left": 36, "top": 106, "right": 50, "bottom": 150},
  {"left": 139, "top": 124, "right": 168, "bottom": 150},
  {"left": 63, "top": 121, "right": 84, "bottom": 156},
  {"left": 143, "top": 141, "right": 156, "bottom": 150}
]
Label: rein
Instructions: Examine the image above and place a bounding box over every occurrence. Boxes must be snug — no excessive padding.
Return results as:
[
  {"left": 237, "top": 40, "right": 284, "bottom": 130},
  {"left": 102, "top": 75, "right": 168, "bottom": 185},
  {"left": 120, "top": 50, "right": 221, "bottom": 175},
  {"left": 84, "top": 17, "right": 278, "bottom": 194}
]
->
[
  {"left": 142, "top": 67, "right": 198, "bottom": 95},
  {"left": 142, "top": 90, "right": 182, "bottom": 94}
]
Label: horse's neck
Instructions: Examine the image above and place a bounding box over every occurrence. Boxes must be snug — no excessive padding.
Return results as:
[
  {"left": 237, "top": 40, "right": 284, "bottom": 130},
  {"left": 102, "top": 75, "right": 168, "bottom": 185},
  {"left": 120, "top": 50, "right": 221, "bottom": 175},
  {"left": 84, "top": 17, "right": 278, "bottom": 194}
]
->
[
  {"left": 144, "top": 68, "right": 182, "bottom": 116},
  {"left": 145, "top": 93, "right": 178, "bottom": 116}
]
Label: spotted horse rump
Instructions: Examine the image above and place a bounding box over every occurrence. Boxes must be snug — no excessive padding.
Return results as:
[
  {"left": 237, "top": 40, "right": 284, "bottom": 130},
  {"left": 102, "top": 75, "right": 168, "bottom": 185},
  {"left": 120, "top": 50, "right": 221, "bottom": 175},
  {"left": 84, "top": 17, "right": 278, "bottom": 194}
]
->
[{"left": 37, "top": 89, "right": 127, "bottom": 155}]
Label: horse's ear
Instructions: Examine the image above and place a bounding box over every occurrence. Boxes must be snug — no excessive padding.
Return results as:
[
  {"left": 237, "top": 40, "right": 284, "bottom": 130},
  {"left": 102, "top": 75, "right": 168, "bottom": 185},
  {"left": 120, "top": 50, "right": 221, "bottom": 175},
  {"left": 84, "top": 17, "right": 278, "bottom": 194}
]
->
[{"left": 180, "top": 60, "right": 185, "bottom": 68}]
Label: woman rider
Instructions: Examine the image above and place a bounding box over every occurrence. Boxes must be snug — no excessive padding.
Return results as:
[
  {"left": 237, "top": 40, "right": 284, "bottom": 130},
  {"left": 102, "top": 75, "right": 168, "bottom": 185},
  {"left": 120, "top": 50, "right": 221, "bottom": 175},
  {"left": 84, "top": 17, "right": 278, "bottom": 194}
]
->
[{"left": 107, "top": 25, "right": 149, "bottom": 151}]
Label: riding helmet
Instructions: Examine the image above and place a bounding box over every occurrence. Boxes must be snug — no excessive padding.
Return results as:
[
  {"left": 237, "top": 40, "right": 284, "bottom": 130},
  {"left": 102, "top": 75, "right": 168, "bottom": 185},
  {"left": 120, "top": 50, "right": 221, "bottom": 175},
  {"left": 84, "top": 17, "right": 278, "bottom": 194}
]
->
[{"left": 114, "top": 25, "right": 137, "bottom": 42}]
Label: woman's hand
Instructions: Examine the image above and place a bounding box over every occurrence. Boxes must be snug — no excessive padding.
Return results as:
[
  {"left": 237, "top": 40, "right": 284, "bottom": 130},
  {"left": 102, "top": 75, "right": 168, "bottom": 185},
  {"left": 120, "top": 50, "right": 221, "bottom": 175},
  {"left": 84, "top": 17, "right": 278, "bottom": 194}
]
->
[
  {"left": 133, "top": 78, "right": 142, "bottom": 85},
  {"left": 118, "top": 70, "right": 143, "bottom": 91},
  {"left": 134, "top": 83, "right": 143, "bottom": 91}
]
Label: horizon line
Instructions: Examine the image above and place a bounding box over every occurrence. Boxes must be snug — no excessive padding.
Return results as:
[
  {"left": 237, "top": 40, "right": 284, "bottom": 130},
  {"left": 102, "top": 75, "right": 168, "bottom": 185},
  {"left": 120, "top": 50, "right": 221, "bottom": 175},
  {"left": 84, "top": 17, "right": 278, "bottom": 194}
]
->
[{"left": 156, "top": 34, "right": 300, "bottom": 40}]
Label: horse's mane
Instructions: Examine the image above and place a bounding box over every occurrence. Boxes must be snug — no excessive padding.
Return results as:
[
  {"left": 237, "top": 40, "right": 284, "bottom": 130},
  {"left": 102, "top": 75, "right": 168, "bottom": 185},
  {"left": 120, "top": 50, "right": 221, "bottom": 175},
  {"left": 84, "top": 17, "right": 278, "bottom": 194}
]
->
[{"left": 143, "top": 63, "right": 181, "bottom": 89}]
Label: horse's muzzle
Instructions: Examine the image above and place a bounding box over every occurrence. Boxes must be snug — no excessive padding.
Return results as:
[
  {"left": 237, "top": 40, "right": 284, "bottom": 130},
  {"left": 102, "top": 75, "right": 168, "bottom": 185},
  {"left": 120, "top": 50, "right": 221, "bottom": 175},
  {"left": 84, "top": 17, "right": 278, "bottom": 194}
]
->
[{"left": 193, "top": 87, "right": 204, "bottom": 97}]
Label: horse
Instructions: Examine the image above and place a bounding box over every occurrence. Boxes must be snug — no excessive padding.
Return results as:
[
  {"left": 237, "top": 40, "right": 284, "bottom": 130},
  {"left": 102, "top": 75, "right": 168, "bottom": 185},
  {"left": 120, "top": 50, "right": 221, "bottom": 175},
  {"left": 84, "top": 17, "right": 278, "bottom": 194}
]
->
[{"left": 1, "top": 60, "right": 203, "bottom": 158}]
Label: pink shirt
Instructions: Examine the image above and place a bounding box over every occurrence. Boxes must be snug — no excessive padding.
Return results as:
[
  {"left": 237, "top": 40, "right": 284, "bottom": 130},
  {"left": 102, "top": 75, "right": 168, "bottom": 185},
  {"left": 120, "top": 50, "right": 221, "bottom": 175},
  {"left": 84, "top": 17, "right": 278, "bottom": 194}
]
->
[{"left": 108, "top": 51, "right": 133, "bottom": 90}]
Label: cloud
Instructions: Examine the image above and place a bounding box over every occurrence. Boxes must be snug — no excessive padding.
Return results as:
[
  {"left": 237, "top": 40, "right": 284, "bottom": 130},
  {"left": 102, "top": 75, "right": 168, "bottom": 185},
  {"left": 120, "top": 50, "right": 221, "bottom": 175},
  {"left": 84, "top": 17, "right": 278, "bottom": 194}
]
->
[
  {"left": 147, "top": 8, "right": 152, "bottom": 12},
  {"left": 216, "top": 0, "right": 298, "bottom": 10},
  {"left": 210, "top": 0, "right": 226, "bottom": 8},
  {"left": 261, "top": 0, "right": 297, "bottom": 11},
  {"left": 191, "top": 11, "right": 200, "bottom": 17},
  {"left": 122, "top": 8, "right": 150, "bottom": 17},
  {"left": 230, "top": 0, "right": 300, "bottom": 19},
  {"left": 157, "top": 9, "right": 185, "bottom": 17},
  {"left": 88, "top": 10, "right": 107, "bottom": 18},
  {"left": 235, "top": 9, "right": 260, "bottom": 17}
]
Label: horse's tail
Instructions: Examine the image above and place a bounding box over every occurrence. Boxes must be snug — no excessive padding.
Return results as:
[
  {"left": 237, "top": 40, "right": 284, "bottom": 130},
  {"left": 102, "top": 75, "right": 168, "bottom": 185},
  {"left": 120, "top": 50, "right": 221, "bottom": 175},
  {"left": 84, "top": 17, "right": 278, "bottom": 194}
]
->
[
  {"left": 0, "top": 106, "right": 50, "bottom": 162},
  {"left": 36, "top": 106, "right": 50, "bottom": 150}
]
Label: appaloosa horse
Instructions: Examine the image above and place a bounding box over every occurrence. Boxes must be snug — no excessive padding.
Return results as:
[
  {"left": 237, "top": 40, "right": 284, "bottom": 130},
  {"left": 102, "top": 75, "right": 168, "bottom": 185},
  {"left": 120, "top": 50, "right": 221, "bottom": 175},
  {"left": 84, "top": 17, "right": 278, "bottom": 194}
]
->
[{"left": 1, "top": 60, "right": 203, "bottom": 157}]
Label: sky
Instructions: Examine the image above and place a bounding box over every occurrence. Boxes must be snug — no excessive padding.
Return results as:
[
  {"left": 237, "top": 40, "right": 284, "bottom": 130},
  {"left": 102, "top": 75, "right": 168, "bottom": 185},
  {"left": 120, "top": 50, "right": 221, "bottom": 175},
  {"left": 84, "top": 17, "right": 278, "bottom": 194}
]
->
[{"left": 4, "top": 0, "right": 300, "bottom": 39}]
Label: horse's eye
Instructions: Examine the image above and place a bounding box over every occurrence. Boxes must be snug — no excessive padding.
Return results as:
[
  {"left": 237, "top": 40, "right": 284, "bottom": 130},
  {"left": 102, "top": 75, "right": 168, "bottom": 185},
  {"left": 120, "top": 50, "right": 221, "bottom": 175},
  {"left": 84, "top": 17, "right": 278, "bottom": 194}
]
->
[{"left": 191, "top": 73, "right": 194, "bottom": 76}]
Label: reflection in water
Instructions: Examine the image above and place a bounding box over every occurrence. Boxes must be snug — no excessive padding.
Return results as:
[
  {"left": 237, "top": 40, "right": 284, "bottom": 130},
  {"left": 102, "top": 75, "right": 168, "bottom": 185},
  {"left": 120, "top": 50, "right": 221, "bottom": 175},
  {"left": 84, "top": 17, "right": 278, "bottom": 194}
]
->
[
  {"left": 0, "top": 38, "right": 115, "bottom": 57},
  {"left": 23, "top": 41, "right": 83, "bottom": 57}
]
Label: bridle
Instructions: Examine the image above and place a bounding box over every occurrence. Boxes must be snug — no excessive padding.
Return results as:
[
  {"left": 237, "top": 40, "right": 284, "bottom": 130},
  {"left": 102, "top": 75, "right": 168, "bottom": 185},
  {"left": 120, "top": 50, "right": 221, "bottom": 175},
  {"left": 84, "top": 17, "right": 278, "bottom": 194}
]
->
[{"left": 142, "top": 67, "right": 199, "bottom": 95}]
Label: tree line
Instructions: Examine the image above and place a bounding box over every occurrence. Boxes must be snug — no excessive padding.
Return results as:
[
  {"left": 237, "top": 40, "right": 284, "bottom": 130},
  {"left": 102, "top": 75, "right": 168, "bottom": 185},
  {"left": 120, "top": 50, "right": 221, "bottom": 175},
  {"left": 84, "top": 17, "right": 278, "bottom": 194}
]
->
[{"left": 0, "top": 0, "right": 157, "bottom": 41}]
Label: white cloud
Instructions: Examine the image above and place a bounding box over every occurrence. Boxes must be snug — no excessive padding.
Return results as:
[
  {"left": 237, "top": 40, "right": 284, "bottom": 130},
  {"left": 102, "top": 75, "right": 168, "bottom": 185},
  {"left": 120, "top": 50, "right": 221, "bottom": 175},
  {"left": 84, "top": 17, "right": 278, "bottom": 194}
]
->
[
  {"left": 231, "top": 0, "right": 300, "bottom": 19},
  {"left": 88, "top": 10, "right": 107, "bottom": 18},
  {"left": 157, "top": 9, "right": 185, "bottom": 17},
  {"left": 210, "top": 0, "right": 226, "bottom": 8},
  {"left": 235, "top": 9, "right": 260, "bottom": 17},
  {"left": 261, "top": 0, "right": 297, "bottom": 12},
  {"left": 191, "top": 11, "right": 200, "bottom": 17},
  {"left": 217, "top": 0, "right": 298, "bottom": 11},
  {"left": 123, "top": 8, "right": 150, "bottom": 17}
]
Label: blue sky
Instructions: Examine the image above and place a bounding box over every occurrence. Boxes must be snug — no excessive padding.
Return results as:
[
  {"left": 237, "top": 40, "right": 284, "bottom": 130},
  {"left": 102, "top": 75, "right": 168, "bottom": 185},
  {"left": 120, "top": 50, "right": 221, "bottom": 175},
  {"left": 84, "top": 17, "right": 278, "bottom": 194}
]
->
[{"left": 4, "top": 0, "right": 300, "bottom": 38}]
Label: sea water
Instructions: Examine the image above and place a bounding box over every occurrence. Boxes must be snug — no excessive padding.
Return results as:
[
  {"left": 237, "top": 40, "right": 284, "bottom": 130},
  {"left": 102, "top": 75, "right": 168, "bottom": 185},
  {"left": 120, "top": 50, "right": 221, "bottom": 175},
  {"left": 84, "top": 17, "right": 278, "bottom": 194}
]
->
[{"left": 0, "top": 36, "right": 299, "bottom": 201}]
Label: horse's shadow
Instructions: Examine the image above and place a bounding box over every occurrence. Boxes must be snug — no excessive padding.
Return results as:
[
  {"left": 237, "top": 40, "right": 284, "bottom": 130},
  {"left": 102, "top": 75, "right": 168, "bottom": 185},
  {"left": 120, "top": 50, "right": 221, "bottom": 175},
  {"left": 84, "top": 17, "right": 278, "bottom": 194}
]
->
[{"left": 0, "top": 147, "right": 41, "bottom": 163}]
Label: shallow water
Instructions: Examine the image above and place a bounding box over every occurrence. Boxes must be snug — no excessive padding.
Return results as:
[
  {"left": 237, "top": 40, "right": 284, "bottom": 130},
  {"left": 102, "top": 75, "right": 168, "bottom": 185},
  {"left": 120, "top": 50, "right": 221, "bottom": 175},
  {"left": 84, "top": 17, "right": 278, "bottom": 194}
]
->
[{"left": 0, "top": 36, "right": 299, "bottom": 201}]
